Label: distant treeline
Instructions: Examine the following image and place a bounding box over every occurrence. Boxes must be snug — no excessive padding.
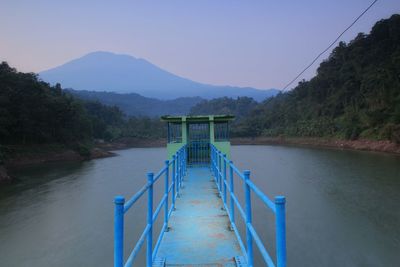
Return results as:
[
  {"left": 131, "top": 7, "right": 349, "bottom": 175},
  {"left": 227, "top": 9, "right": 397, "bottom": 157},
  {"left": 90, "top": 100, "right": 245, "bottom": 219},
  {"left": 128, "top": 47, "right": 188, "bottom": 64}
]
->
[
  {"left": 190, "top": 14, "right": 400, "bottom": 143},
  {"left": 0, "top": 62, "right": 165, "bottom": 148},
  {"left": 1, "top": 14, "right": 399, "bottom": 150}
]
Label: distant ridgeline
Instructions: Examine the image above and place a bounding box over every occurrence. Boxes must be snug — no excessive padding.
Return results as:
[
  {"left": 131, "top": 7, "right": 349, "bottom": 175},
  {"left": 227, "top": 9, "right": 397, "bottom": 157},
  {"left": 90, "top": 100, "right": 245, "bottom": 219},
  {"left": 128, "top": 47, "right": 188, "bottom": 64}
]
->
[
  {"left": 191, "top": 14, "right": 400, "bottom": 142},
  {"left": 39, "top": 50, "right": 279, "bottom": 101},
  {"left": 1, "top": 14, "right": 399, "bottom": 149},
  {"left": 67, "top": 89, "right": 203, "bottom": 117},
  {"left": 0, "top": 62, "right": 164, "bottom": 149}
]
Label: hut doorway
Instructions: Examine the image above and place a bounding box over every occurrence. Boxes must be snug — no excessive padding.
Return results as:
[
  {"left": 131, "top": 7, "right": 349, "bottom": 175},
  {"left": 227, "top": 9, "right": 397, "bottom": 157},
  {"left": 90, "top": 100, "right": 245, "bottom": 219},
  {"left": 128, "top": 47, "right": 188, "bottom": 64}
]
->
[{"left": 187, "top": 123, "right": 210, "bottom": 165}]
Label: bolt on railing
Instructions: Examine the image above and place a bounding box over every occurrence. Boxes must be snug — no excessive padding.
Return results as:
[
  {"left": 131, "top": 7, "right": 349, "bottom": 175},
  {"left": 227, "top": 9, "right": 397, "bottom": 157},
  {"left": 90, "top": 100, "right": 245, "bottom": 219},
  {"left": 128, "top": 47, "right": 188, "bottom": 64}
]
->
[
  {"left": 114, "top": 145, "right": 187, "bottom": 267},
  {"left": 210, "top": 144, "right": 287, "bottom": 267}
]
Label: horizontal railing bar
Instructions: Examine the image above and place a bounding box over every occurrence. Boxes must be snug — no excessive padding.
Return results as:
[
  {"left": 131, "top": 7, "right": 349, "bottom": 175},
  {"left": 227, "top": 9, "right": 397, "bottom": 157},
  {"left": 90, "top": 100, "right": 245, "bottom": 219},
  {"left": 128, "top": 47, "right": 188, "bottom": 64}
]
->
[
  {"left": 223, "top": 178, "right": 230, "bottom": 191},
  {"left": 153, "top": 166, "right": 167, "bottom": 183},
  {"left": 168, "top": 204, "right": 174, "bottom": 218},
  {"left": 231, "top": 222, "right": 248, "bottom": 260},
  {"left": 152, "top": 222, "right": 168, "bottom": 261},
  {"left": 117, "top": 144, "right": 188, "bottom": 267},
  {"left": 124, "top": 224, "right": 151, "bottom": 267},
  {"left": 219, "top": 178, "right": 249, "bottom": 260},
  {"left": 211, "top": 144, "right": 286, "bottom": 267},
  {"left": 152, "top": 195, "right": 167, "bottom": 223},
  {"left": 230, "top": 163, "right": 245, "bottom": 180},
  {"left": 230, "top": 192, "right": 246, "bottom": 220},
  {"left": 246, "top": 180, "right": 276, "bottom": 213},
  {"left": 168, "top": 182, "right": 174, "bottom": 193},
  {"left": 247, "top": 223, "right": 276, "bottom": 267},
  {"left": 213, "top": 176, "right": 219, "bottom": 188},
  {"left": 124, "top": 184, "right": 149, "bottom": 213},
  {"left": 220, "top": 180, "right": 248, "bottom": 259}
]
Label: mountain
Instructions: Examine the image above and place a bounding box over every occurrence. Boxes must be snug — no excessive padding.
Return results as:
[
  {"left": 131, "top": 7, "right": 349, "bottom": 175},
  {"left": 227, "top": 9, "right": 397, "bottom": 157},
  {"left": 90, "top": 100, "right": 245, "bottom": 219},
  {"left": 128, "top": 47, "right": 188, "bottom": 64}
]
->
[
  {"left": 67, "top": 89, "right": 203, "bottom": 117},
  {"left": 39, "top": 51, "right": 279, "bottom": 101}
]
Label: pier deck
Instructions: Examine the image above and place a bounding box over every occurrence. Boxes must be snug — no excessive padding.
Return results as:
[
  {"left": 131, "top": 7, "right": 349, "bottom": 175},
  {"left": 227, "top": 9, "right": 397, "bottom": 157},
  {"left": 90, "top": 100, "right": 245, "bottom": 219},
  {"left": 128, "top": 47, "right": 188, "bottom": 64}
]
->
[
  {"left": 156, "top": 167, "right": 242, "bottom": 266},
  {"left": 114, "top": 144, "right": 286, "bottom": 267}
]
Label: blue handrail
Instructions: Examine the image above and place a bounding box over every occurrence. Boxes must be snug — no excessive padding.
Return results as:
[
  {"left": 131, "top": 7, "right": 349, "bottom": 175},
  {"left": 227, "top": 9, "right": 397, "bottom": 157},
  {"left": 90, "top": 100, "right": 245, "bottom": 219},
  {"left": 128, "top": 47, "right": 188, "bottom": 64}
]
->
[
  {"left": 114, "top": 145, "right": 187, "bottom": 267},
  {"left": 210, "top": 144, "right": 287, "bottom": 267}
]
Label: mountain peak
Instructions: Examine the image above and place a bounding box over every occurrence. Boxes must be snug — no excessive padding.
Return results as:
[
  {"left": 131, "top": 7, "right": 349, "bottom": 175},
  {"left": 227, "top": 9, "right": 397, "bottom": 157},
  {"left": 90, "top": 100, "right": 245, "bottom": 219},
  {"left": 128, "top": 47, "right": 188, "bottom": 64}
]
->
[
  {"left": 82, "top": 51, "right": 139, "bottom": 60},
  {"left": 39, "top": 51, "right": 279, "bottom": 101}
]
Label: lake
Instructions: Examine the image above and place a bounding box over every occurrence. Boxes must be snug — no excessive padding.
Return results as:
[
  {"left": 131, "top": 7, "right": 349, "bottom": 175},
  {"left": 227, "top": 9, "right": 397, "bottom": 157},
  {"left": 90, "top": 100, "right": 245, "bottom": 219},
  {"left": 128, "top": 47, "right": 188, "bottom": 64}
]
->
[{"left": 0, "top": 145, "right": 399, "bottom": 266}]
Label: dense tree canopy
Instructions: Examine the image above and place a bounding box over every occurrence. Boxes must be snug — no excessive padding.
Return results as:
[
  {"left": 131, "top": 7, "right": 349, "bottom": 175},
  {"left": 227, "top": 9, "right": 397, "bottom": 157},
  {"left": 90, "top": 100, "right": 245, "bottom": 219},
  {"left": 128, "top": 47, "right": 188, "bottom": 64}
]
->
[
  {"left": 190, "top": 15, "right": 400, "bottom": 142},
  {"left": 0, "top": 62, "right": 164, "bottom": 147},
  {"left": 190, "top": 97, "right": 257, "bottom": 120}
]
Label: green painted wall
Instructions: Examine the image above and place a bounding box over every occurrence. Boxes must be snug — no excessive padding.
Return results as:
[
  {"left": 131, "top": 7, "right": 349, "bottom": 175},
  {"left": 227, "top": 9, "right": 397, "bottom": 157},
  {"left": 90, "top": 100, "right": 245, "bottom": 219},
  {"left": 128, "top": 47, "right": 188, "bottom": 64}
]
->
[
  {"left": 213, "top": 141, "right": 231, "bottom": 159},
  {"left": 167, "top": 143, "right": 184, "bottom": 160},
  {"left": 165, "top": 115, "right": 231, "bottom": 160}
]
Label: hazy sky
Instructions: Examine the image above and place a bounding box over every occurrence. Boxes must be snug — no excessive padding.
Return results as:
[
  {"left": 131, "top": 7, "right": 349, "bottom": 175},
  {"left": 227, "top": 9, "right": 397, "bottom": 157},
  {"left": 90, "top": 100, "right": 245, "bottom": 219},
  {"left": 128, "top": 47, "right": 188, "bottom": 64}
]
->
[{"left": 1, "top": 0, "right": 399, "bottom": 90}]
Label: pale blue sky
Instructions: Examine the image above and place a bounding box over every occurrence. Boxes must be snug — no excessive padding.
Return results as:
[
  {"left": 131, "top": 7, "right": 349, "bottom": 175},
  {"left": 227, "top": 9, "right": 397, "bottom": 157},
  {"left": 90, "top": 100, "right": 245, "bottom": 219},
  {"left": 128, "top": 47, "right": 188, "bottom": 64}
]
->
[{"left": 0, "top": 0, "right": 399, "bottom": 90}]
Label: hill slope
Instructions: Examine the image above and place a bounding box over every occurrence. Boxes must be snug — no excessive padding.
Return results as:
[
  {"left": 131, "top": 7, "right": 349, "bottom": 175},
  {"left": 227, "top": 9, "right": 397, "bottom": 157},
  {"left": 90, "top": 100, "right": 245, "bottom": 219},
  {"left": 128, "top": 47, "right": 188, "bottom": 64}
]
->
[
  {"left": 190, "top": 15, "right": 400, "bottom": 142},
  {"left": 67, "top": 89, "right": 203, "bottom": 117},
  {"left": 39, "top": 51, "right": 278, "bottom": 101},
  {"left": 237, "top": 14, "right": 400, "bottom": 141}
]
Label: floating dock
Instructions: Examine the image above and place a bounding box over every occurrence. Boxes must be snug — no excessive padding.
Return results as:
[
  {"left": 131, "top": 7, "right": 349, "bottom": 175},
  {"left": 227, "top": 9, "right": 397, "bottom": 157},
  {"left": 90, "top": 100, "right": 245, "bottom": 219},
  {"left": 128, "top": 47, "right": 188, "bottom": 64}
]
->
[{"left": 113, "top": 116, "right": 286, "bottom": 267}]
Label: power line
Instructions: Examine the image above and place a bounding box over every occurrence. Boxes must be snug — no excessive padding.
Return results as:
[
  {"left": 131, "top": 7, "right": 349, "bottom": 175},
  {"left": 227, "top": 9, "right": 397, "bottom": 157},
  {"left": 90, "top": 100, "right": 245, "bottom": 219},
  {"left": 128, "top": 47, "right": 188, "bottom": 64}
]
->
[{"left": 282, "top": 0, "right": 379, "bottom": 91}]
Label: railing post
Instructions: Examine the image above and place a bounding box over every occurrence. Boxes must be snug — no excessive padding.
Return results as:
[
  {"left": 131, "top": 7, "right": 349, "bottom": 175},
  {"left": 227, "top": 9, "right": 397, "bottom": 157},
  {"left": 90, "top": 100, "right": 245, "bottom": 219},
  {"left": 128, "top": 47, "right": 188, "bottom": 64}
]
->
[
  {"left": 164, "top": 160, "right": 169, "bottom": 229},
  {"left": 275, "top": 196, "right": 287, "bottom": 267},
  {"left": 180, "top": 149, "right": 184, "bottom": 184},
  {"left": 214, "top": 148, "right": 216, "bottom": 177},
  {"left": 184, "top": 146, "right": 187, "bottom": 175},
  {"left": 244, "top": 170, "right": 253, "bottom": 267},
  {"left": 114, "top": 196, "right": 125, "bottom": 267},
  {"left": 179, "top": 149, "right": 182, "bottom": 186},
  {"left": 213, "top": 146, "right": 217, "bottom": 179},
  {"left": 180, "top": 149, "right": 183, "bottom": 185},
  {"left": 229, "top": 161, "right": 235, "bottom": 228},
  {"left": 210, "top": 145, "right": 213, "bottom": 171},
  {"left": 219, "top": 153, "right": 223, "bottom": 194},
  {"left": 146, "top": 173, "right": 154, "bottom": 267},
  {"left": 218, "top": 152, "right": 221, "bottom": 192},
  {"left": 211, "top": 145, "right": 215, "bottom": 177},
  {"left": 223, "top": 154, "right": 227, "bottom": 205},
  {"left": 172, "top": 155, "right": 176, "bottom": 208},
  {"left": 176, "top": 152, "right": 180, "bottom": 196}
]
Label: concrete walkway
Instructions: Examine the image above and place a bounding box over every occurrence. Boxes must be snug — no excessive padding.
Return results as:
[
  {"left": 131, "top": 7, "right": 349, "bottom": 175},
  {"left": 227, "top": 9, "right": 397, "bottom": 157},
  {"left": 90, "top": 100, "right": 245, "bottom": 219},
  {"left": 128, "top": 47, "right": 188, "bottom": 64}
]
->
[{"left": 156, "top": 167, "right": 242, "bottom": 266}]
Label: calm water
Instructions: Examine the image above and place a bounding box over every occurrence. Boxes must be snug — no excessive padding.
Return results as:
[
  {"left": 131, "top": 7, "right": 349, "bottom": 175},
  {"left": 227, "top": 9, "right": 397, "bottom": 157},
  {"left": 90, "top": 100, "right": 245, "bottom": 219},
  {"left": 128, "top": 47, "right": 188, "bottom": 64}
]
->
[{"left": 0, "top": 146, "right": 399, "bottom": 266}]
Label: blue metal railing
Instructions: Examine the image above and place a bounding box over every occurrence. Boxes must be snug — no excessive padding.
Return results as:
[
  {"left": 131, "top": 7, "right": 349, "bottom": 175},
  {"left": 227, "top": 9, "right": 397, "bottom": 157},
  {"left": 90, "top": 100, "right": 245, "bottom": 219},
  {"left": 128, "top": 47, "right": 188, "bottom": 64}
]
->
[
  {"left": 114, "top": 145, "right": 187, "bottom": 267},
  {"left": 210, "top": 144, "right": 287, "bottom": 267}
]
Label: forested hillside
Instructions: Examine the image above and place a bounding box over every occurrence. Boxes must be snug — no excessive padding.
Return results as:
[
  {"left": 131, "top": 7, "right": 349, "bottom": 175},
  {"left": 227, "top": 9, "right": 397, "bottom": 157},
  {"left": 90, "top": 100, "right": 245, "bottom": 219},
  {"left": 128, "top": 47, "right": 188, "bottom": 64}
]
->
[
  {"left": 2, "top": 14, "right": 399, "bottom": 154},
  {"left": 0, "top": 62, "right": 164, "bottom": 150},
  {"left": 190, "top": 97, "right": 257, "bottom": 120},
  {"left": 68, "top": 89, "right": 203, "bottom": 116},
  {"left": 191, "top": 15, "right": 400, "bottom": 142}
]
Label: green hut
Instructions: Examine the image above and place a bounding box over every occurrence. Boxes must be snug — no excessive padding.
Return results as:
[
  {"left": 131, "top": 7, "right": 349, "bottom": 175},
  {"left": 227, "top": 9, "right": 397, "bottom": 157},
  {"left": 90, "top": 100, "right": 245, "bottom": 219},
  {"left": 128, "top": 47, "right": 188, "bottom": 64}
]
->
[{"left": 161, "top": 115, "right": 234, "bottom": 164}]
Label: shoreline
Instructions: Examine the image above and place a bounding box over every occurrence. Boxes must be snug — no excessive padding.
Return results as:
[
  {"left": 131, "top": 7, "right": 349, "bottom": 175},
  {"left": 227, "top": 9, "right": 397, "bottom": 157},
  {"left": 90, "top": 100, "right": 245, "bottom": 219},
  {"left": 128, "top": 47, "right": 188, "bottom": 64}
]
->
[
  {"left": 0, "top": 139, "right": 166, "bottom": 184},
  {"left": 231, "top": 137, "right": 400, "bottom": 155},
  {"left": 2, "top": 136, "right": 399, "bottom": 184},
  {"left": 0, "top": 145, "right": 115, "bottom": 184}
]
